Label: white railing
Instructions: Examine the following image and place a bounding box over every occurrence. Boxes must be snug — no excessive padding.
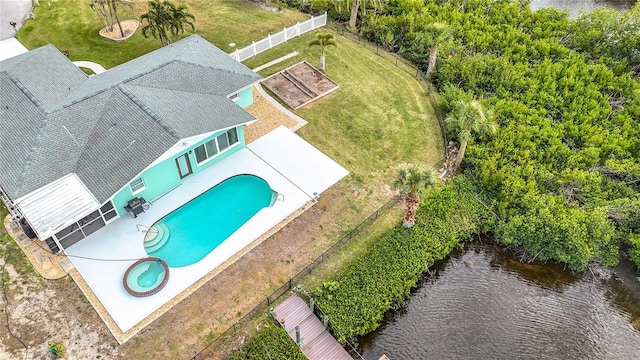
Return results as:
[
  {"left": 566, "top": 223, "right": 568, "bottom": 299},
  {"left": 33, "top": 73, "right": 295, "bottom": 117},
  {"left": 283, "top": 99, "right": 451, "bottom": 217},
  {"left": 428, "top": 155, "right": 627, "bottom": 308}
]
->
[{"left": 229, "top": 12, "right": 327, "bottom": 62}]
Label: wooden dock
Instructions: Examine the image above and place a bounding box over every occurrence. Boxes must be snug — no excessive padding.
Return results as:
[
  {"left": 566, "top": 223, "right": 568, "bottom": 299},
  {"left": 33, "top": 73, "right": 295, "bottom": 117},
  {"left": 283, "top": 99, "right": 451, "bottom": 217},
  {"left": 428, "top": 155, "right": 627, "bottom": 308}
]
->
[{"left": 273, "top": 294, "right": 352, "bottom": 360}]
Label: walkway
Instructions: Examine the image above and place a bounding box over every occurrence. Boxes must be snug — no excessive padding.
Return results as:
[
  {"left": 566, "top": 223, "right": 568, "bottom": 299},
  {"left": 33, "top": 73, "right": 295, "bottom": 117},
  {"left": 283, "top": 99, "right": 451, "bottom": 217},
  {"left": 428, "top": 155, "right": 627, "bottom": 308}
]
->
[
  {"left": 73, "top": 60, "right": 107, "bottom": 74},
  {"left": 0, "top": 0, "right": 32, "bottom": 40},
  {"left": 273, "top": 294, "right": 352, "bottom": 360},
  {"left": 0, "top": 37, "right": 28, "bottom": 61}
]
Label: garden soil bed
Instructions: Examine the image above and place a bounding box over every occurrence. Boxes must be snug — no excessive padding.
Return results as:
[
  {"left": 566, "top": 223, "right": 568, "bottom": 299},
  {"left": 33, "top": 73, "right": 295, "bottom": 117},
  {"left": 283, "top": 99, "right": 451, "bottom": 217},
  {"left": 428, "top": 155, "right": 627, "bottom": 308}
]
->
[{"left": 261, "top": 61, "right": 339, "bottom": 109}]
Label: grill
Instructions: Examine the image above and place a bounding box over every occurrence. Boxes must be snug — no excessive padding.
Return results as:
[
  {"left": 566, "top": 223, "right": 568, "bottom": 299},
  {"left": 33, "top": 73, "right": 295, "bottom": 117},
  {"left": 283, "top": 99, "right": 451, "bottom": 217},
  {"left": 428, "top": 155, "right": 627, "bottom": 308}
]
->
[{"left": 124, "top": 197, "right": 147, "bottom": 218}]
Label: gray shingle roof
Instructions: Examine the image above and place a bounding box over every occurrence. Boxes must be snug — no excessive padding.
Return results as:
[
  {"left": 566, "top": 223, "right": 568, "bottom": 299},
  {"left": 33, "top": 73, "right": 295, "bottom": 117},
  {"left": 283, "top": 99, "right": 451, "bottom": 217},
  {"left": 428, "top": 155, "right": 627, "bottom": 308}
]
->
[{"left": 0, "top": 35, "right": 261, "bottom": 203}]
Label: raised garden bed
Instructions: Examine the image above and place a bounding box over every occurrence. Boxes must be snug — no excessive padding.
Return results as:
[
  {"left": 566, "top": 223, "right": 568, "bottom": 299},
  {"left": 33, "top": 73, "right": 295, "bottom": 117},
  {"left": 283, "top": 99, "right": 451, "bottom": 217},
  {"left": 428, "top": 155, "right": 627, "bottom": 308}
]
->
[{"left": 261, "top": 61, "right": 339, "bottom": 109}]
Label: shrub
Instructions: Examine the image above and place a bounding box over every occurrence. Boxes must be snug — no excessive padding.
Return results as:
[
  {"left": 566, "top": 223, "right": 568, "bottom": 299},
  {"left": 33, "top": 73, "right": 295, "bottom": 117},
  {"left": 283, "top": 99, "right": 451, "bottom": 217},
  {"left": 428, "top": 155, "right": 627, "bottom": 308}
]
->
[
  {"left": 228, "top": 325, "right": 305, "bottom": 360},
  {"left": 313, "top": 177, "right": 491, "bottom": 342}
]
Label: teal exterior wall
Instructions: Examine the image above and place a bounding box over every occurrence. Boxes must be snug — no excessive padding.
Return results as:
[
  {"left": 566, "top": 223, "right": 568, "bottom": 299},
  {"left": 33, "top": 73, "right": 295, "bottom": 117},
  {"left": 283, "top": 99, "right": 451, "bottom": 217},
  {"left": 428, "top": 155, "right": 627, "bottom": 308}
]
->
[
  {"left": 112, "top": 126, "right": 246, "bottom": 216},
  {"left": 235, "top": 87, "right": 254, "bottom": 109}
]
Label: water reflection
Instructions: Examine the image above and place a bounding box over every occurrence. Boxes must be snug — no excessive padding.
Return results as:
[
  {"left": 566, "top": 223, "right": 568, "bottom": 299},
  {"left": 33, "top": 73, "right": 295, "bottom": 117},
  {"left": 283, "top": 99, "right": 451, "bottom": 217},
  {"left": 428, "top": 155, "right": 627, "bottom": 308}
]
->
[
  {"left": 358, "top": 242, "right": 640, "bottom": 360},
  {"left": 529, "top": 0, "right": 636, "bottom": 18}
]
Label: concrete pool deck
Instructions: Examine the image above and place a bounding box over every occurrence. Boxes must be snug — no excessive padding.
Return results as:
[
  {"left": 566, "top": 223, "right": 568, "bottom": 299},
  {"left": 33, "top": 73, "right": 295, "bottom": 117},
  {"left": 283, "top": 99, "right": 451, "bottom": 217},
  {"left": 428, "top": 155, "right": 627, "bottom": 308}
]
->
[{"left": 65, "top": 126, "right": 348, "bottom": 342}]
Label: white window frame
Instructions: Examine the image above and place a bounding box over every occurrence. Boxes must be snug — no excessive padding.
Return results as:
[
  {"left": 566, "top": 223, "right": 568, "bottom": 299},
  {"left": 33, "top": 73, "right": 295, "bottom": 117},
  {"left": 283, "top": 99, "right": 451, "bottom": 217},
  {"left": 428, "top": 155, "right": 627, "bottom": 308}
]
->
[
  {"left": 130, "top": 177, "right": 146, "bottom": 195},
  {"left": 194, "top": 128, "right": 240, "bottom": 167}
]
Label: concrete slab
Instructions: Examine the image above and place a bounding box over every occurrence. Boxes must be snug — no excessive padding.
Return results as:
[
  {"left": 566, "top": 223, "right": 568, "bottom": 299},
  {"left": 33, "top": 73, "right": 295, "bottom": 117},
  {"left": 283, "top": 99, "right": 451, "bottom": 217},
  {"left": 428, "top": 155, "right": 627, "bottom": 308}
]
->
[
  {"left": 65, "top": 128, "right": 348, "bottom": 335},
  {"left": 0, "top": 0, "right": 32, "bottom": 41},
  {"left": 247, "top": 126, "right": 349, "bottom": 198}
]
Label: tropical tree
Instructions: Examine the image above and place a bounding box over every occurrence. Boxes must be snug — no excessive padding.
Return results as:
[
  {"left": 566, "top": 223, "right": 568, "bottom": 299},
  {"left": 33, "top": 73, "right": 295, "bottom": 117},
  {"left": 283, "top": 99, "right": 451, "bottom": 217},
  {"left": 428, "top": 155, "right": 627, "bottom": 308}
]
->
[
  {"left": 90, "top": 0, "right": 133, "bottom": 38},
  {"left": 308, "top": 31, "right": 337, "bottom": 72},
  {"left": 445, "top": 99, "right": 498, "bottom": 170},
  {"left": 348, "top": 0, "right": 386, "bottom": 28},
  {"left": 140, "top": 0, "right": 195, "bottom": 46},
  {"left": 167, "top": 1, "right": 195, "bottom": 42},
  {"left": 420, "top": 23, "right": 452, "bottom": 78},
  {"left": 392, "top": 164, "right": 437, "bottom": 228}
]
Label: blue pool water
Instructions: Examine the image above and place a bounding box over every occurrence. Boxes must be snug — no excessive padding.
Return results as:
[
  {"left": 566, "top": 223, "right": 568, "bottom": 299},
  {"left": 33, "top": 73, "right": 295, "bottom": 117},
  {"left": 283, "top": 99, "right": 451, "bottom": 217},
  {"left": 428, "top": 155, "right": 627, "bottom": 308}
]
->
[
  {"left": 137, "top": 262, "right": 164, "bottom": 288},
  {"left": 145, "top": 175, "right": 275, "bottom": 267}
]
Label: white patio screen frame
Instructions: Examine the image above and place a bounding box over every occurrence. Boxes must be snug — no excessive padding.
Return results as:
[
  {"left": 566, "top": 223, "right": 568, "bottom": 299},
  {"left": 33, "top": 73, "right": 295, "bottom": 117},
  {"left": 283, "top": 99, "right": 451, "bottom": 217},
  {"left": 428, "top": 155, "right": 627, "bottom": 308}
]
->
[{"left": 229, "top": 12, "right": 327, "bottom": 62}]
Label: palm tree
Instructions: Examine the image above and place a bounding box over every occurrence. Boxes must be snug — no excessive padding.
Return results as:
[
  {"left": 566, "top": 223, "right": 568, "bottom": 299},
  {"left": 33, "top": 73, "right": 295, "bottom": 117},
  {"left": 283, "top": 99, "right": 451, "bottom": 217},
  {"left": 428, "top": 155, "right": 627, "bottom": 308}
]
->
[
  {"left": 308, "top": 31, "right": 337, "bottom": 72},
  {"left": 90, "top": 0, "right": 133, "bottom": 38},
  {"left": 445, "top": 99, "right": 498, "bottom": 169},
  {"left": 392, "top": 164, "right": 437, "bottom": 228},
  {"left": 111, "top": 0, "right": 133, "bottom": 38},
  {"left": 348, "top": 0, "right": 386, "bottom": 28},
  {"left": 420, "top": 23, "right": 452, "bottom": 79},
  {"left": 168, "top": 2, "right": 195, "bottom": 42},
  {"left": 140, "top": 0, "right": 195, "bottom": 46}
]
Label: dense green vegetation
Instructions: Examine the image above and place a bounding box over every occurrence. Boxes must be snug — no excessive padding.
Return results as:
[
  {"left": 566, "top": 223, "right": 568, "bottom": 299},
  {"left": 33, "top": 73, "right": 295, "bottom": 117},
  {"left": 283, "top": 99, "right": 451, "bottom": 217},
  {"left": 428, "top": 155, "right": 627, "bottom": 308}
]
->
[
  {"left": 314, "top": 177, "right": 492, "bottom": 341},
  {"left": 228, "top": 325, "right": 305, "bottom": 360},
  {"left": 349, "top": 0, "right": 640, "bottom": 271}
]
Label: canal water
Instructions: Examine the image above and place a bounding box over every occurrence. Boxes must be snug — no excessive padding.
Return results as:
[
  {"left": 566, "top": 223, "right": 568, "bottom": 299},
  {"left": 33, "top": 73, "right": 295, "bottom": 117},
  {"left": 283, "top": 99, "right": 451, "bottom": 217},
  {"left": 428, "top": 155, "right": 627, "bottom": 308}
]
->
[
  {"left": 530, "top": 0, "right": 636, "bottom": 18},
  {"left": 358, "top": 242, "right": 640, "bottom": 359}
]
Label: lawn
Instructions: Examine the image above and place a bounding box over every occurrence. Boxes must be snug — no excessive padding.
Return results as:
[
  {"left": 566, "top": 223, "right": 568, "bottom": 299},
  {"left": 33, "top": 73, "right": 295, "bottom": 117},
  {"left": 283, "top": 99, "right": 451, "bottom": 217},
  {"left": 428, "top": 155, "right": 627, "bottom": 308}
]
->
[
  {"left": 246, "top": 28, "right": 444, "bottom": 221},
  {"left": 9, "top": 2, "right": 444, "bottom": 358},
  {"left": 17, "top": 0, "right": 308, "bottom": 68}
]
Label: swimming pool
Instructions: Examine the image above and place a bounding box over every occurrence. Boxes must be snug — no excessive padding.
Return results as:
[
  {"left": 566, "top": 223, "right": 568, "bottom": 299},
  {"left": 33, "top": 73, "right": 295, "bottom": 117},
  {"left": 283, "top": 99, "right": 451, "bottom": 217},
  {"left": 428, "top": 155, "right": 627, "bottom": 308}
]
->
[{"left": 144, "top": 174, "right": 276, "bottom": 267}]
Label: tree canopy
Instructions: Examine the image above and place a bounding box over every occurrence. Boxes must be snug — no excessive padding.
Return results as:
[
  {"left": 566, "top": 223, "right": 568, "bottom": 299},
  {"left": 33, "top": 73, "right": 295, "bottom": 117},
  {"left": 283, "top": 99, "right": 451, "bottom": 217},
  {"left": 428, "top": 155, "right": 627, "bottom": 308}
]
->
[
  {"left": 140, "top": 0, "right": 195, "bottom": 46},
  {"left": 356, "top": 0, "right": 640, "bottom": 271}
]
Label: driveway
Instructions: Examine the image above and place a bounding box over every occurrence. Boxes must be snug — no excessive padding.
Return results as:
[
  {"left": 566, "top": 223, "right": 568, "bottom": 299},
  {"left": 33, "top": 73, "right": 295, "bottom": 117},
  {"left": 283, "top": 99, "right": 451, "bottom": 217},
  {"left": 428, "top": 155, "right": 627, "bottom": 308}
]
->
[{"left": 0, "top": 0, "right": 33, "bottom": 40}]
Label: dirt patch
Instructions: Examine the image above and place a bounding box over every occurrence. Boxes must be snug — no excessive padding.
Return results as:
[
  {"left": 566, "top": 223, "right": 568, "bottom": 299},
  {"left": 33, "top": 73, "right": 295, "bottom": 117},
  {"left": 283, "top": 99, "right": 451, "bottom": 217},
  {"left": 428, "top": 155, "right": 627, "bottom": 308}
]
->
[
  {"left": 99, "top": 20, "right": 139, "bottom": 42},
  {"left": 262, "top": 61, "right": 339, "bottom": 109},
  {"left": 0, "top": 260, "right": 119, "bottom": 360}
]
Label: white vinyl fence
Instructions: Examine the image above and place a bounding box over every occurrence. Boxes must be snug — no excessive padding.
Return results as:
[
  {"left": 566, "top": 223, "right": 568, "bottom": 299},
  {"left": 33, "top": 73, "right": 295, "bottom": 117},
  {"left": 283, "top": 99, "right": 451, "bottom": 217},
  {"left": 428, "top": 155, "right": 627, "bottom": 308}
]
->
[{"left": 229, "top": 12, "right": 327, "bottom": 62}]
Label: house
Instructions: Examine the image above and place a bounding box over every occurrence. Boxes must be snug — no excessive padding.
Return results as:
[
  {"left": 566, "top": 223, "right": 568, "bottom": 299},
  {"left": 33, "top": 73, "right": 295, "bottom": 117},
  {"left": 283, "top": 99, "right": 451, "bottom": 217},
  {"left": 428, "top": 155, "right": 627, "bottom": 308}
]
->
[{"left": 0, "top": 34, "right": 262, "bottom": 252}]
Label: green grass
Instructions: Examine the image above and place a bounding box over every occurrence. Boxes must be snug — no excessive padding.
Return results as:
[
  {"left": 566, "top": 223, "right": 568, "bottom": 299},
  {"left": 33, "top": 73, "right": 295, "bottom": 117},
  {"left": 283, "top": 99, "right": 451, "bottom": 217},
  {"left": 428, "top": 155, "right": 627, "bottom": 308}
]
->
[
  {"left": 301, "top": 203, "right": 406, "bottom": 290},
  {"left": 14, "top": 4, "right": 444, "bottom": 357},
  {"left": 0, "top": 203, "right": 40, "bottom": 282},
  {"left": 18, "top": 0, "right": 308, "bottom": 68},
  {"left": 18, "top": 3, "right": 443, "bottom": 210},
  {"left": 246, "top": 29, "right": 444, "bottom": 216}
]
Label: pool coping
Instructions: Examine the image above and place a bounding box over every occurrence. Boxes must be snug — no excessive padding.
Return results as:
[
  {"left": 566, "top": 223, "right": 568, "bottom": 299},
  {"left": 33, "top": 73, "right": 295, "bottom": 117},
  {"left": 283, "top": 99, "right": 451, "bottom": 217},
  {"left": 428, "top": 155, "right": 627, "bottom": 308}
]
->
[
  {"left": 70, "top": 198, "right": 317, "bottom": 344},
  {"left": 122, "top": 257, "right": 170, "bottom": 297}
]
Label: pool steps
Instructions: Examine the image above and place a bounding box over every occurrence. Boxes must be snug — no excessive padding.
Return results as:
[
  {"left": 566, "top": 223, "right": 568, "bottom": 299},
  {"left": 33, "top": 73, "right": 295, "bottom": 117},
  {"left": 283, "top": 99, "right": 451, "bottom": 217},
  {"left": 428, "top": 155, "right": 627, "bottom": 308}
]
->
[{"left": 143, "top": 223, "right": 171, "bottom": 253}]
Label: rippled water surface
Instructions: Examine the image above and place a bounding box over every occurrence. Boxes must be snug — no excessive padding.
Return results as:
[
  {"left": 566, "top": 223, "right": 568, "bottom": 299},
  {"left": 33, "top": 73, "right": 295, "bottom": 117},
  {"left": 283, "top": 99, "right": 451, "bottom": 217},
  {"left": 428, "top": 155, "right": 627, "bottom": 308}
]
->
[
  {"left": 530, "top": 0, "right": 635, "bottom": 17},
  {"left": 358, "top": 243, "right": 640, "bottom": 359}
]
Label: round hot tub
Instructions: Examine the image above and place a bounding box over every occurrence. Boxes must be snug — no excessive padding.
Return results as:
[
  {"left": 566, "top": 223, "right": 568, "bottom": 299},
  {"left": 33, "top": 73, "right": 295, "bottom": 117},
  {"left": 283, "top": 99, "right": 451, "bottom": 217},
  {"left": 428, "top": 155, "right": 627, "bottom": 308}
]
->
[{"left": 123, "top": 257, "right": 169, "bottom": 297}]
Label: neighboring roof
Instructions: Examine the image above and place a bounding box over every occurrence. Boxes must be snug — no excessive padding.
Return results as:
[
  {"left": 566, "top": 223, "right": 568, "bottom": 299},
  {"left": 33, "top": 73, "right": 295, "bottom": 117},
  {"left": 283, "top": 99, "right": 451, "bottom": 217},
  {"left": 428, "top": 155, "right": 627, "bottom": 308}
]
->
[
  {"left": 0, "top": 35, "right": 261, "bottom": 204},
  {"left": 15, "top": 173, "right": 100, "bottom": 239}
]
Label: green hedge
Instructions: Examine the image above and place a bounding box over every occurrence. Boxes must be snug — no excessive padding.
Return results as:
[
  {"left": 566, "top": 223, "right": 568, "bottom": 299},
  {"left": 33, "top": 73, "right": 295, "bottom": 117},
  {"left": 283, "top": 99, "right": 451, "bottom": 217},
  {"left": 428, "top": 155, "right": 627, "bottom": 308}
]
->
[
  {"left": 228, "top": 325, "right": 305, "bottom": 360},
  {"left": 313, "top": 177, "right": 491, "bottom": 342}
]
